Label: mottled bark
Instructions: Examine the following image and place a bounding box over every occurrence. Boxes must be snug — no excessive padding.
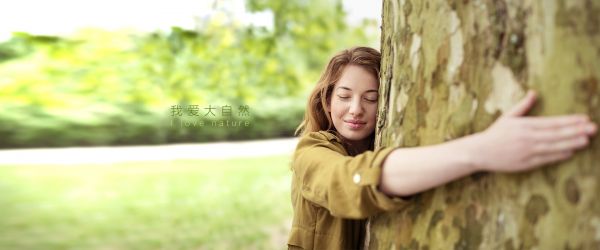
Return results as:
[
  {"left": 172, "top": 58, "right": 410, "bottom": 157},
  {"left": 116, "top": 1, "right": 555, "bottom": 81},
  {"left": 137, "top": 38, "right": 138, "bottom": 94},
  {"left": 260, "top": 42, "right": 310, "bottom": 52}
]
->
[{"left": 370, "top": 0, "right": 600, "bottom": 249}]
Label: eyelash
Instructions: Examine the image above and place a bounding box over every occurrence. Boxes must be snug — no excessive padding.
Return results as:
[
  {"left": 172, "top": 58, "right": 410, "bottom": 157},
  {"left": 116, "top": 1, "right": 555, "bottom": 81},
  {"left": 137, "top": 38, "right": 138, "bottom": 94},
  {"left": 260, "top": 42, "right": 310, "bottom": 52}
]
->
[{"left": 337, "top": 95, "right": 377, "bottom": 103}]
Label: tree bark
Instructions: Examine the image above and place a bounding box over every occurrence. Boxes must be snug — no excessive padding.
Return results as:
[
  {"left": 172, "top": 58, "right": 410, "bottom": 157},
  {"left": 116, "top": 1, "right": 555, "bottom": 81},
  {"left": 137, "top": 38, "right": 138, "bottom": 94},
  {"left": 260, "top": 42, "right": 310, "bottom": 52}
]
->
[{"left": 370, "top": 0, "right": 600, "bottom": 249}]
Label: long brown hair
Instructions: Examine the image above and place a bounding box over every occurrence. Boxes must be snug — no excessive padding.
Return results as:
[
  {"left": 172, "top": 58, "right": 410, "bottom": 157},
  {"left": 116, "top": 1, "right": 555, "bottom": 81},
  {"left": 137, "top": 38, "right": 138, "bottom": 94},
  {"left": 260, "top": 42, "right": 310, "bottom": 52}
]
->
[{"left": 295, "top": 46, "right": 381, "bottom": 153}]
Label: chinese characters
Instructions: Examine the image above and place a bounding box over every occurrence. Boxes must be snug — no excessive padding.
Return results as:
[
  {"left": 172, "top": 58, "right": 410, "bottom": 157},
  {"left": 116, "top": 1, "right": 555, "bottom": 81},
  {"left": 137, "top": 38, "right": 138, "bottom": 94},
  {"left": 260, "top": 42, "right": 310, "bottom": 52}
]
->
[{"left": 170, "top": 104, "right": 252, "bottom": 128}]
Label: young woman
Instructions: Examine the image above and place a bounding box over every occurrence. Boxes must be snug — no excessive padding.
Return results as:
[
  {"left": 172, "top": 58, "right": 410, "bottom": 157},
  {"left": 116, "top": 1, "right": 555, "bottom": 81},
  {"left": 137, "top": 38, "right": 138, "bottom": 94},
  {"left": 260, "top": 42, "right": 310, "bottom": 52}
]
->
[{"left": 287, "top": 47, "right": 597, "bottom": 249}]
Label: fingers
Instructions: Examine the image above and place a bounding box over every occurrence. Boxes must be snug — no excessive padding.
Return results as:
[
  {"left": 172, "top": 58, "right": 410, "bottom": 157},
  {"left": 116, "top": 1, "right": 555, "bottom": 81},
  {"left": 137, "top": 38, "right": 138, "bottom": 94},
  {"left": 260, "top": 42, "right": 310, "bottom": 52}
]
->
[
  {"left": 528, "top": 119, "right": 596, "bottom": 154},
  {"left": 520, "top": 114, "right": 591, "bottom": 129},
  {"left": 532, "top": 135, "right": 590, "bottom": 154},
  {"left": 504, "top": 90, "right": 537, "bottom": 117},
  {"left": 529, "top": 120, "right": 597, "bottom": 143},
  {"left": 527, "top": 150, "right": 574, "bottom": 167}
]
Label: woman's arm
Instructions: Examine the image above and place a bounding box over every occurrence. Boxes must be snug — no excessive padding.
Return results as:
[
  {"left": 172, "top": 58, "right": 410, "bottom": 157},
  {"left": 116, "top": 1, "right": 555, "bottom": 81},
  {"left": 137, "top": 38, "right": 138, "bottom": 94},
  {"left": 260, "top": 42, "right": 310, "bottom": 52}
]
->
[{"left": 380, "top": 91, "right": 597, "bottom": 197}]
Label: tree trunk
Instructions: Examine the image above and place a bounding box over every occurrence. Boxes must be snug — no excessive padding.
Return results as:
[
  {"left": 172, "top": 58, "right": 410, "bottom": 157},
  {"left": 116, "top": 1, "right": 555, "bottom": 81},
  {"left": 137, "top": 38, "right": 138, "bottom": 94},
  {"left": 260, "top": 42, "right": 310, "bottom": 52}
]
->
[{"left": 370, "top": 0, "right": 600, "bottom": 249}]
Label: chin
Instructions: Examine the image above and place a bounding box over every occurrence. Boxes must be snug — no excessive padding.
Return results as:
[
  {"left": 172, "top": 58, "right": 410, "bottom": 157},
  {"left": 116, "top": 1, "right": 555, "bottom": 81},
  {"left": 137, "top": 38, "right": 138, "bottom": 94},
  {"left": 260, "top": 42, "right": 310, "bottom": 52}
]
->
[{"left": 340, "top": 130, "right": 371, "bottom": 142}]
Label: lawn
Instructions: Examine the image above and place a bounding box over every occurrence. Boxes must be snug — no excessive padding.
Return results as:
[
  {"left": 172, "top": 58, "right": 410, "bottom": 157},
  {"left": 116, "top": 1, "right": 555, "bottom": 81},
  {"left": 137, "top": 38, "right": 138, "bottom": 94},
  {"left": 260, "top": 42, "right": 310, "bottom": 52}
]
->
[{"left": 0, "top": 155, "right": 293, "bottom": 250}]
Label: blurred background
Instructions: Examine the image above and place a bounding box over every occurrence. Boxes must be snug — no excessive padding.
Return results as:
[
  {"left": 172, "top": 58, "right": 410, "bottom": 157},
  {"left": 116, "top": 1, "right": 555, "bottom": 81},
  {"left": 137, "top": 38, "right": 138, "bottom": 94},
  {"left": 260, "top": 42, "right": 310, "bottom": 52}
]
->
[{"left": 0, "top": 0, "right": 381, "bottom": 249}]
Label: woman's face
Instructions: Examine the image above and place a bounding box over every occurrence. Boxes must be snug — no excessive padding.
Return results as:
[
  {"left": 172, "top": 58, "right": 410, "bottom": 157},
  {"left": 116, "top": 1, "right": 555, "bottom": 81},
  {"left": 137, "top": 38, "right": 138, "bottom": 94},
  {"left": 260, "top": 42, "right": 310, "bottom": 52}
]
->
[{"left": 328, "top": 64, "right": 379, "bottom": 143}]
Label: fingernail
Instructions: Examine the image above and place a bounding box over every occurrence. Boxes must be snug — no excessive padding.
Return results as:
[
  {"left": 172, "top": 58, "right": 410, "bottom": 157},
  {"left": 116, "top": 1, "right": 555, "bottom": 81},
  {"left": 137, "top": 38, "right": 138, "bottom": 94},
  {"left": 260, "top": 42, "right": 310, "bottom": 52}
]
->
[
  {"left": 529, "top": 90, "right": 536, "bottom": 97},
  {"left": 587, "top": 123, "right": 597, "bottom": 133}
]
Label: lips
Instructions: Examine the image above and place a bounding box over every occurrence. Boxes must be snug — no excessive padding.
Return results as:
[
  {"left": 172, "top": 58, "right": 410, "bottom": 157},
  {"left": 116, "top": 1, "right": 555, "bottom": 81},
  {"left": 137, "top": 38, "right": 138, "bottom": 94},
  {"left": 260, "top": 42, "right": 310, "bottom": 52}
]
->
[{"left": 345, "top": 119, "right": 366, "bottom": 129}]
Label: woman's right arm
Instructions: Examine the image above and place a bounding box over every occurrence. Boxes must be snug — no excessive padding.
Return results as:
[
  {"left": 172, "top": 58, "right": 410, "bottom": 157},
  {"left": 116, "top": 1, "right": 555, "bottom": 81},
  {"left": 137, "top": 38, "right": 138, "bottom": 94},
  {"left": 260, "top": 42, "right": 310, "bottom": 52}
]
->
[{"left": 379, "top": 91, "right": 597, "bottom": 197}]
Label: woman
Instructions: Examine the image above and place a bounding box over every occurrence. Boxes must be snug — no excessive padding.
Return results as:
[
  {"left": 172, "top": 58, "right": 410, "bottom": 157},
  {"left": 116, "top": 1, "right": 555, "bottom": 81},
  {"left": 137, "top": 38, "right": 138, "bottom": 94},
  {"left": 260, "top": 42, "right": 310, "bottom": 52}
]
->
[{"left": 287, "top": 47, "right": 597, "bottom": 249}]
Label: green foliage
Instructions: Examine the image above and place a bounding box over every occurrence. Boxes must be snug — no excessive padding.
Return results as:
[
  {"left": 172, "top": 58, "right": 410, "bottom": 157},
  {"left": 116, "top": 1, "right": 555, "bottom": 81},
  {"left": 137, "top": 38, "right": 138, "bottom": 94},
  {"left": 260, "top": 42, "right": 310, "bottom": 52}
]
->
[{"left": 0, "top": 0, "right": 377, "bottom": 148}]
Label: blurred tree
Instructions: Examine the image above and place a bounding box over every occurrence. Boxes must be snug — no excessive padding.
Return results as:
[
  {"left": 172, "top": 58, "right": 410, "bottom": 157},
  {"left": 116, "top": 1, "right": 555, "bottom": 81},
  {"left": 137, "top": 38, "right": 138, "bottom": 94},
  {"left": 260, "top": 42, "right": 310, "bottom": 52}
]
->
[{"left": 0, "top": 0, "right": 378, "bottom": 147}]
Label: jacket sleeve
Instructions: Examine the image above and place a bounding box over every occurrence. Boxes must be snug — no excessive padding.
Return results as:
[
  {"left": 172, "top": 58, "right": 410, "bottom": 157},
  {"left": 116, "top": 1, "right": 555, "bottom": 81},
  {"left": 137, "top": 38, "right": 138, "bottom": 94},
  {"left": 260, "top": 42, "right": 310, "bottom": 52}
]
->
[{"left": 292, "top": 132, "right": 410, "bottom": 219}]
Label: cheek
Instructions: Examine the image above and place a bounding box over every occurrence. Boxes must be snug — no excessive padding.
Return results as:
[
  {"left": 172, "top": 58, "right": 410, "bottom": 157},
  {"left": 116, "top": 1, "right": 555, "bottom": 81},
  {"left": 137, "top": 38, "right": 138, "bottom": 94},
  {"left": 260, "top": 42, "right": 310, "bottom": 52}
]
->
[
  {"left": 330, "top": 100, "right": 346, "bottom": 117},
  {"left": 367, "top": 105, "right": 378, "bottom": 121}
]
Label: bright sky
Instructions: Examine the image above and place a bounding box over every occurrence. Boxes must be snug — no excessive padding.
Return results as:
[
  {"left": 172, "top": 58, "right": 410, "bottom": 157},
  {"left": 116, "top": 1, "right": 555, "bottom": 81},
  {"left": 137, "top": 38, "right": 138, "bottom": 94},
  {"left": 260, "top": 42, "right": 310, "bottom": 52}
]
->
[{"left": 0, "top": 0, "right": 381, "bottom": 41}]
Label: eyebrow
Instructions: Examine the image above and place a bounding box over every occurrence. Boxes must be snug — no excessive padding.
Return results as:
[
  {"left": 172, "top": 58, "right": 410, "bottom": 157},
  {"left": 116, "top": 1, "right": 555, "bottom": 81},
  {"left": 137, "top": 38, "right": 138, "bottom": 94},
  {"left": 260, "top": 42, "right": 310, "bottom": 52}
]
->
[{"left": 336, "top": 86, "right": 378, "bottom": 93}]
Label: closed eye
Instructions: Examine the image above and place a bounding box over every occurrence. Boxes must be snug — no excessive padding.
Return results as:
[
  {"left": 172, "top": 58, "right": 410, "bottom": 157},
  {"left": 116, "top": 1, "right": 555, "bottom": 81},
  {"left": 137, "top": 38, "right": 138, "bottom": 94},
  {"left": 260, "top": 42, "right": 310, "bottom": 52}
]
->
[
  {"left": 364, "top": 95, "right": 378, "bottom": 102},
  {"left": 337, "top": 95, "right": 350, "bottom": 100}
]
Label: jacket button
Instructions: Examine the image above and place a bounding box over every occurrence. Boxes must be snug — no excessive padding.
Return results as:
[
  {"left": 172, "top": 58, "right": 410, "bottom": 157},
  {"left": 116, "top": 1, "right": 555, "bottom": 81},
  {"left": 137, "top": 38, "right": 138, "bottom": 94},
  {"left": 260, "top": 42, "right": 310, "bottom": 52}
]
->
[{"left": 353, "top": 173, "right": 361, "bottom": 184}]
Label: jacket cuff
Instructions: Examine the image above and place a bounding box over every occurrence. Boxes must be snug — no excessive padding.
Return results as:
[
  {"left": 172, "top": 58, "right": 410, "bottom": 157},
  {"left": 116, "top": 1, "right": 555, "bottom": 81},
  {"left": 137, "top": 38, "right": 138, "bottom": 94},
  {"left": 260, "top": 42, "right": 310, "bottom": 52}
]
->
[{"left": 357, "top": 146, "right": 410, "bottom": 210}]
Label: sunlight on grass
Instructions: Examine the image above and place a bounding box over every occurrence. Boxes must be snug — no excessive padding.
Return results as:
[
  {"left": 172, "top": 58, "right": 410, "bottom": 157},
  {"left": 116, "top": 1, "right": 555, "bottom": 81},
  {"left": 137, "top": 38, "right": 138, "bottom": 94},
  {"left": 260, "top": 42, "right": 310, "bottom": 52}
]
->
[{"left": 0, "top": 155, "right": 293, "bottom": 250}]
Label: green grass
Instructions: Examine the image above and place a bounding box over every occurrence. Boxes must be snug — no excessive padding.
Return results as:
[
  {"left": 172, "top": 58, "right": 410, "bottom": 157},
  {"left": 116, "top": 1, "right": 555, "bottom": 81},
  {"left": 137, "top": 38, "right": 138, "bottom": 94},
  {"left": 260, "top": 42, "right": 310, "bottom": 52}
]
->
[{"left": 0, "top": 155, "right": 293, "bottom": 250}]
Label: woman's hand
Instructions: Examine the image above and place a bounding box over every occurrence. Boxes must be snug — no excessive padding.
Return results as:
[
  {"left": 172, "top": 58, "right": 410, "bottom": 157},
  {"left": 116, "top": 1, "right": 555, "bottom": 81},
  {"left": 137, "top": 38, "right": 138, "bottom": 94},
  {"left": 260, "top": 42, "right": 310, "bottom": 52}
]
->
[
  {"left": 470, "top": 90, "right": 597, "bottom": 173},
  {"left": 379, "top": 90, "right": 596, "bottom": 197}
]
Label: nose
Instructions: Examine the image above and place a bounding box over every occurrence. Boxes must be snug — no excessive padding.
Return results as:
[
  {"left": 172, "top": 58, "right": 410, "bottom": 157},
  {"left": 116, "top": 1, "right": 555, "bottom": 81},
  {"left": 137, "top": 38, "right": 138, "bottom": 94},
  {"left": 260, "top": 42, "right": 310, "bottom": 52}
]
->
[{"left": 348, "top": 97, "right": 364, "bottom": 116}]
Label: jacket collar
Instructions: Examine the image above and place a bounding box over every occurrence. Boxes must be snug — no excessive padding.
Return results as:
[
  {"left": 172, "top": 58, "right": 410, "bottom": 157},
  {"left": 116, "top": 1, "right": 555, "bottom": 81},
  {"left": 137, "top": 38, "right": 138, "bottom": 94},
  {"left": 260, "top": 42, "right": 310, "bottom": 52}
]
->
[{"left": 321, "top": 130, "right": 343, "bottom": 143}]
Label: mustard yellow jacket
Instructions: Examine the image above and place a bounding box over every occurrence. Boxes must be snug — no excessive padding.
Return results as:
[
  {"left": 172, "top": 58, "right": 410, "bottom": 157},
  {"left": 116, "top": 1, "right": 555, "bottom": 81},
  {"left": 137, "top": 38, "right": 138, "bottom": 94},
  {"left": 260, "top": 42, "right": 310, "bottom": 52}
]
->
[{"left": 287, "top": 131, "right": 409, "bottom": 249}]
